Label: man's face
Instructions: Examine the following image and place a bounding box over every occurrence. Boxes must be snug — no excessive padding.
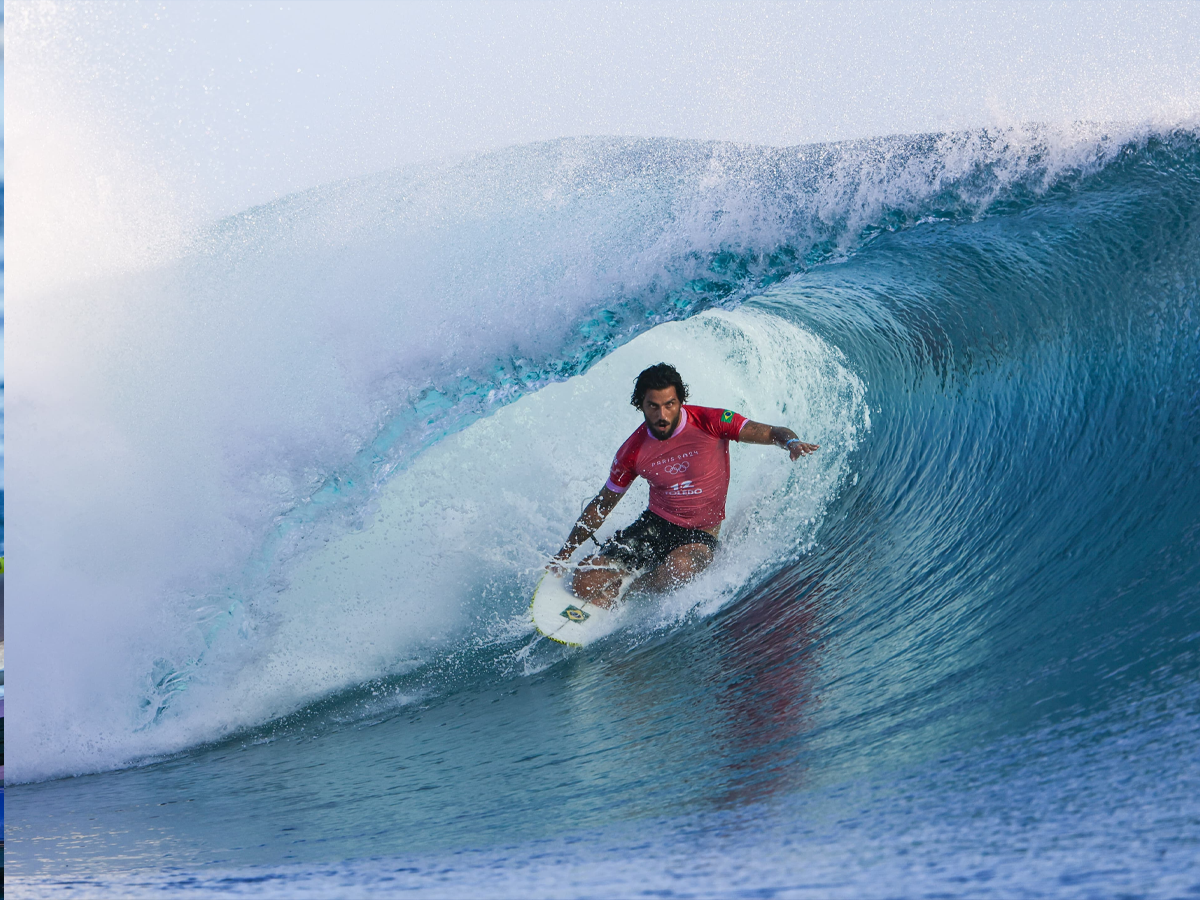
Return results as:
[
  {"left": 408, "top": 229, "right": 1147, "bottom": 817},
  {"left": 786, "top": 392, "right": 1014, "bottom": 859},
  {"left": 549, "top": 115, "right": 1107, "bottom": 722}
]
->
[{"left": 641, "top": 386, "right": 683, "bottom": 439}]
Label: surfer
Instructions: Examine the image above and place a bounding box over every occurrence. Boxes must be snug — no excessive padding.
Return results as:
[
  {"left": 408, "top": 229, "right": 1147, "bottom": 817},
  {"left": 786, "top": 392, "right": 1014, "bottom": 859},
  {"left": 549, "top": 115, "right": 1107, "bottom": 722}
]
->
[{"left": 552, "top": 363, "right": 818, "bottom": 604}]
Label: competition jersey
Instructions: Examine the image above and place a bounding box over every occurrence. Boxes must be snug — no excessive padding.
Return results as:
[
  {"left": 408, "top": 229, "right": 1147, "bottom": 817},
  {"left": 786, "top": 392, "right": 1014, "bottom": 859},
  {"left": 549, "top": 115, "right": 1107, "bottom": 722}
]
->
[{"left": 605, "top": 405, "right": 749, "bottom": 530}]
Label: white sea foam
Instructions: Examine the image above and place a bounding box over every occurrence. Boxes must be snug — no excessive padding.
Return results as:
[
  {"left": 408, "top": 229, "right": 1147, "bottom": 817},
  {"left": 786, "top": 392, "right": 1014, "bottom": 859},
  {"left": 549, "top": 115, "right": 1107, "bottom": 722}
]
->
[
  {"left": 8, "top": 304, "right": 865, "bottom": 782},
  {"left": 193, "top": 309, "right": 864, "bottom": 718}
]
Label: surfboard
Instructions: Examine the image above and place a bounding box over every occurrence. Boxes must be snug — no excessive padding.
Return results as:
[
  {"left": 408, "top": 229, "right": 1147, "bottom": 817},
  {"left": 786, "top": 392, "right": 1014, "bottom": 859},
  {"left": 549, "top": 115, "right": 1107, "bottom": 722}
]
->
[{"left": 530, "top": 570, "right": 632, "bottom": 646}]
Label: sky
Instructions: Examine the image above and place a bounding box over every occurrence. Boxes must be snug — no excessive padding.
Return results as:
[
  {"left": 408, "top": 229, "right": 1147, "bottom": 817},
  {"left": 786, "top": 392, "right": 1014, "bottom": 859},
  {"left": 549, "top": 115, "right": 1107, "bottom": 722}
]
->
[{"left": 7, "top": 0, "right": 1200, "bottom": 225}]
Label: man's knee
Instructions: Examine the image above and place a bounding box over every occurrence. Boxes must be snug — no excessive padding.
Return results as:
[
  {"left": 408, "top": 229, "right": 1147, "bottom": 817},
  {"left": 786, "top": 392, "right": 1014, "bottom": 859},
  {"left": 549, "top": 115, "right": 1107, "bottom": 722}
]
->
[{"left": 663, "top": 543, "right": 714, "bottom": 581}]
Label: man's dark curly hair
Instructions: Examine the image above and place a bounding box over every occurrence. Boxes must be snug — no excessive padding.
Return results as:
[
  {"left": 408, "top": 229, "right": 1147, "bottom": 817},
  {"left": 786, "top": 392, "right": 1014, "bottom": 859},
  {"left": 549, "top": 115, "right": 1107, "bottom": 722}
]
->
[{"left": 631, "top": 363, "right": 688, "bottom": 408}]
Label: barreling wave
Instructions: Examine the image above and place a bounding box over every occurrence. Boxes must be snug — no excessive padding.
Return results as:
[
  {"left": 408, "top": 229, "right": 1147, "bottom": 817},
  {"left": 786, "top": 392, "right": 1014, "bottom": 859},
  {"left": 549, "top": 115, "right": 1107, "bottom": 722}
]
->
[{"left": 10, "top": 123, "right": 1200, "bottom": 784}]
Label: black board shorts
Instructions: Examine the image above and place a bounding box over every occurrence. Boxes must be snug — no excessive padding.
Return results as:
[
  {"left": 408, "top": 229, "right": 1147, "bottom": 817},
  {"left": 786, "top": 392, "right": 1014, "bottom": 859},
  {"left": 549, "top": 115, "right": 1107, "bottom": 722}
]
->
[{"left": 598, "top": 510, "right": 719, "bottom": 571}]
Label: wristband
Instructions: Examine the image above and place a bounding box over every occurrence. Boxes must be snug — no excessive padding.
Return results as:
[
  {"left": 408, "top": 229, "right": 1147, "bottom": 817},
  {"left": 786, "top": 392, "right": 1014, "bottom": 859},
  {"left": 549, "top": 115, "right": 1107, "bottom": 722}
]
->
[{"left": 786, "top": 438, "right": 800, "bottom": 446}]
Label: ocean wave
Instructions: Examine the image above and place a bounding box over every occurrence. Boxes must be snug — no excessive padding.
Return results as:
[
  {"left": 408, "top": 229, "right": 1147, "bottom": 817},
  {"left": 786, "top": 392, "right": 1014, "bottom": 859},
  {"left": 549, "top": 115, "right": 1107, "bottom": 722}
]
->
[{"left": 9, "top": 124, "right": 1200, "bottom": 783}]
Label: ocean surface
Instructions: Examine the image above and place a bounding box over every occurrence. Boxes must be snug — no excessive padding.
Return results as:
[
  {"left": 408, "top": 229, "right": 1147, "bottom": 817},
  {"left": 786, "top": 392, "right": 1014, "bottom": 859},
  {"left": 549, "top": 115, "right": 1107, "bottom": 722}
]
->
[{"left": 7, "top": 127, "right": 1200, "bottom": 897}]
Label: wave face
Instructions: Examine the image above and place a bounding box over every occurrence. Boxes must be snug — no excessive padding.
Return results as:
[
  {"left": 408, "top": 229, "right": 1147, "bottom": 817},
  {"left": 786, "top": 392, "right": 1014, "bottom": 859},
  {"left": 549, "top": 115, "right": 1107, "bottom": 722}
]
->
[{"left": 8, "top": 127, "right": 1200, "bottom": 895}]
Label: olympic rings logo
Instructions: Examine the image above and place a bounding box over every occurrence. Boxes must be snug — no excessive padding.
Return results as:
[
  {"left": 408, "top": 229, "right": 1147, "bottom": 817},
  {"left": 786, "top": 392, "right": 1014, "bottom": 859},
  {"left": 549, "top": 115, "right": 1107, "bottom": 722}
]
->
[{"left": 663, "top": 461, "right": 690, "bottom": 475}]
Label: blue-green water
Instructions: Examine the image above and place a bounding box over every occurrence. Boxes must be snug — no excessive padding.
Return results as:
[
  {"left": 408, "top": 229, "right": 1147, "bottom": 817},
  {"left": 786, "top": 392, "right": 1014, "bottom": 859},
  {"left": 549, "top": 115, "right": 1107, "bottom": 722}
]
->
[{"left": 7, "top": 130, "right": 1200, "bottom": 897}]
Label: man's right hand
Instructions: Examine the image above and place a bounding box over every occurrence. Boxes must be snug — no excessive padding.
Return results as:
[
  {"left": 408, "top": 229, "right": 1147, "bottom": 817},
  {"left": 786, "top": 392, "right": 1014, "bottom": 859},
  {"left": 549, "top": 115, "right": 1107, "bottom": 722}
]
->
[{"left": 547, "top": 550, "right": 572, "bottom": 577}]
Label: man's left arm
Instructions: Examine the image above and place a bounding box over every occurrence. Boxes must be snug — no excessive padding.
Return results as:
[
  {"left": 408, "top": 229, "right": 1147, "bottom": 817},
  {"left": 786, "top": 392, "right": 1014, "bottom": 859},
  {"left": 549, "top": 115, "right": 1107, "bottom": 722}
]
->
[{"left": 738, "top": 421, "right": 819, "bottom": 461}]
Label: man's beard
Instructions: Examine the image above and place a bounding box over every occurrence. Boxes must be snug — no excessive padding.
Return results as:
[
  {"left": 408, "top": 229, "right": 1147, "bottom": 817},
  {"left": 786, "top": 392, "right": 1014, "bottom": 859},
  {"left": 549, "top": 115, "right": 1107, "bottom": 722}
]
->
[{"left": 650, "top": 414, "right": 679, "bottom": 438}]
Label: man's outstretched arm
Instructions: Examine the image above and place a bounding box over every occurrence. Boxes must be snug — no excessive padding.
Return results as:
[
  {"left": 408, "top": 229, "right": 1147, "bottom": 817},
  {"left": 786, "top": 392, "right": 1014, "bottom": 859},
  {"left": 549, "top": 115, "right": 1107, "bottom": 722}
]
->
[
  {"left": 738, "top": 421, "right": 819, "bottom": 461},
  {"left": 553, "top": 485, "right": 625, "bottom": 566}
]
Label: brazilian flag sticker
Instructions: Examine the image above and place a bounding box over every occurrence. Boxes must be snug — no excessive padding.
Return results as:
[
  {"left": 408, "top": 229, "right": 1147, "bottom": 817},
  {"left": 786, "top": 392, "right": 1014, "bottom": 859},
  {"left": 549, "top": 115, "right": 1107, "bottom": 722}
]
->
[{"left": 721, "top": 410, "right": 735, "bottom": 423}]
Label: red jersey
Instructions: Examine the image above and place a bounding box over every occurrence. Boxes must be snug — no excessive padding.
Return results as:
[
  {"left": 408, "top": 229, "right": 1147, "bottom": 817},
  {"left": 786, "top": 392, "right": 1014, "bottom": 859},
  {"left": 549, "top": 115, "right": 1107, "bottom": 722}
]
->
[{"left": 605, "top": 405, "right": 749, "bottom": 529}]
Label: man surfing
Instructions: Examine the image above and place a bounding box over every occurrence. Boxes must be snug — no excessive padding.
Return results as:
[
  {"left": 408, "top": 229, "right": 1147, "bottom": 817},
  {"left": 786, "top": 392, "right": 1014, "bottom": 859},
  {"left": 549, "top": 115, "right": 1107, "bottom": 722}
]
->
[{"left": 552, "top": 363, "right": 819, "bottom": 605}]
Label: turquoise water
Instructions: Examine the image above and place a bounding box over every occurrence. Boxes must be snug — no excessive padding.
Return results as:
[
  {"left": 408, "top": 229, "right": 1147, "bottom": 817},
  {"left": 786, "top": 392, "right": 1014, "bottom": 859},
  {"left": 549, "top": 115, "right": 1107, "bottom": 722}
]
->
[{"left": 7, "top": 129, "right": 1200, "bottom": 896}]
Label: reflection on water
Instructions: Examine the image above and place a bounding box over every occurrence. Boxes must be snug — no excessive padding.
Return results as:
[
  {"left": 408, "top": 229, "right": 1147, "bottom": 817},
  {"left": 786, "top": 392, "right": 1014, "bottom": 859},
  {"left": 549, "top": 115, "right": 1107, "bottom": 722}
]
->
[{"left": 713, "top": 568, "right": 824, "bottom": 809}]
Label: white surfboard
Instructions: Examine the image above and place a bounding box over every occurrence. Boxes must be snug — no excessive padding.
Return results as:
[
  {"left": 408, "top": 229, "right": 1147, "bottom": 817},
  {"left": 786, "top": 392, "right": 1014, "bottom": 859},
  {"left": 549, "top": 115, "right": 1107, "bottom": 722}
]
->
[{"left": 530, "top": 570, "right": 633, "bottom": 646}]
